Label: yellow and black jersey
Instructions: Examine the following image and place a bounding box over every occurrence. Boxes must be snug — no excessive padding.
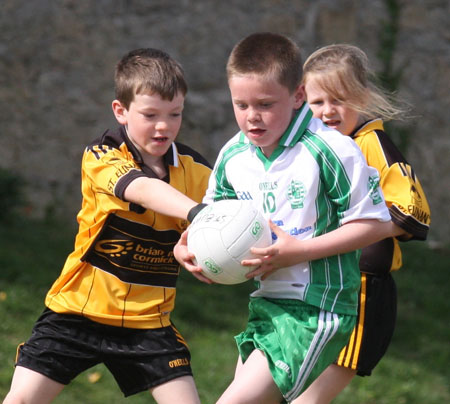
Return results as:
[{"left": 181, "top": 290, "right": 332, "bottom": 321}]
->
[
  {"left": 351, "top": 119, "right": 431, "bottom": 273},
  {"left": 45, "top": 126, "right": 211, "bottom": 329}
]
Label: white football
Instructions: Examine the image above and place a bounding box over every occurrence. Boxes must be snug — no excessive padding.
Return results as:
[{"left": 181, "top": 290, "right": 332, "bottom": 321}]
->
[{"left": 187, "top": 199, "right": 272, "bottom": 285}]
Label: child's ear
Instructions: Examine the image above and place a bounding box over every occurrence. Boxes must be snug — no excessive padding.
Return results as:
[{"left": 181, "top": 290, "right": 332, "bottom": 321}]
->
[
  {"left": 293, "top": 85, "right": 306, "bottom": 108},
  {"left": 112, "top": 100, "right": 128, "bottom": 125}
]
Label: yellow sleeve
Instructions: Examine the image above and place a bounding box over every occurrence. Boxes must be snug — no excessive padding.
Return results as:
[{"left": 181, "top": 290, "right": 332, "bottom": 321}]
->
[
  {"left": 83, "top": 143, "right": 145, "bottom": 200},
  {"left": 356, "top": 130, "right": 430, "bottom": 240}
]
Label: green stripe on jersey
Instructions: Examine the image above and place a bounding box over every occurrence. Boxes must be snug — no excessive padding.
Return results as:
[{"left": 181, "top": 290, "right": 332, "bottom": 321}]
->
[
  {"left": 212, "top": 139, "right": 250, "bottom": 200},
  {"left": 301, "top": 130, "right": 352, "bottom": 225},
  {"left": 300, "top": 130, "right": 358, "bottom": 313}
]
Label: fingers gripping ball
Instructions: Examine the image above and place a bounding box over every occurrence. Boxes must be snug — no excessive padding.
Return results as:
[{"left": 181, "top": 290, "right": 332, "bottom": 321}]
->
[{"left": 187, "top": 200, "right": 272, "bottom": 284}]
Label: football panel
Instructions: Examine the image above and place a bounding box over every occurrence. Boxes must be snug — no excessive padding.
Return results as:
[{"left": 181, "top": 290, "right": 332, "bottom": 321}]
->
[
  {"left": 227, "top": 211, "right": 272, "bottom": 258},
  {"left": 189, "top": 199, "right": 247, "bottom": 234},
  {"left": 221, "top": 202, "right": 258, "bottom": 248},
  {"left": 188, "top": 227, "right": 248, "bottom": 284},
  {"left": 202, "top": 257, "right": 250, "bottom": 284},
  {"left": 187, "top": 200, "right": 269, "bottom": 285}
]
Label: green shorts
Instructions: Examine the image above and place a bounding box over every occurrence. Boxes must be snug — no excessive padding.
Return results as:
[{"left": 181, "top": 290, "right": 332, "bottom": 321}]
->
[{"left": 235, "top": 297, "right": 356, "bottom": 402}]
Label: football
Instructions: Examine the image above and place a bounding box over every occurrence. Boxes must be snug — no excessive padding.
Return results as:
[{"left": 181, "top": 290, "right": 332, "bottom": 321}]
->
[{"left": 187, "top": 199, "right": 272, "bottom": 284}]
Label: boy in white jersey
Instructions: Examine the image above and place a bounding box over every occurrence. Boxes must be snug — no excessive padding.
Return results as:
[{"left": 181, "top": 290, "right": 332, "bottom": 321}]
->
[{"left": 175, "top": 33, "right": 400, "bottom": 403}]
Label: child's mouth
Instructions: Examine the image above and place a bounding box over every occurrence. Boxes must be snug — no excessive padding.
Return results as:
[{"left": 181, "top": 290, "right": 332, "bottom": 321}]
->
[{"left": 248, "top": 128, "right": 265, "bottom": 136}]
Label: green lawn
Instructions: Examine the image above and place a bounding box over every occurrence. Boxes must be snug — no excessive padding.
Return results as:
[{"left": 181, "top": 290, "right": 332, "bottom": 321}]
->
[{"left": 0, "top": 218, "right": 448, "bottom": 403}]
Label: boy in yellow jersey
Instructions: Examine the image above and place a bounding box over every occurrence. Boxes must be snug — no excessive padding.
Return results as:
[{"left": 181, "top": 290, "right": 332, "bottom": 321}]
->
[{"left": 3, "top": 48, "right": 211, "bottom": 404}]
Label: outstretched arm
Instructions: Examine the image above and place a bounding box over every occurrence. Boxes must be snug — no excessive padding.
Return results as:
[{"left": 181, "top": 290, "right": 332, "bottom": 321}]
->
[
  {"left": 124, "top": 177, "right": 199, "bottom": 220},
  {"left": 243, "top": 219, "right": 404, "bottom": 279}
]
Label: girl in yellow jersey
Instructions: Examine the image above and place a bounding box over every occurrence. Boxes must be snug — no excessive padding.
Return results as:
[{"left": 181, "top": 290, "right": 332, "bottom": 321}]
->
[
  {"left": 3, "top": 48, "right": 211, "bottom": 404},
  {"left": 298, "top": 44, "right": 431, "bottom": 403}
]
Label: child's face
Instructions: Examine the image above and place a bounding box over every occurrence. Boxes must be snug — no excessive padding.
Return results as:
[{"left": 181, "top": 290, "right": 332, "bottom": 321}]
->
[
  {"left": 113, "top": 92, "right": 184, "bottom": 157},
  {"left": 228, "top": 74, "right": 304, "bottom": 157},
  {"left": 304, "top": 75, "right": 364, "bottom": 136}
]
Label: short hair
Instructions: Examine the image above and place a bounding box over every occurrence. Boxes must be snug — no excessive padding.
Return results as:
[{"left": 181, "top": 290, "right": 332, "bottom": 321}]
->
[
  {"left": 303, "top": 44, "right": 405, "bottom": 121},
  {"left": 226, "top": 32, "right": 303, "bottom": 93},
  {"left": 114, "top": 48, "right": 187, "bottom": 109}
]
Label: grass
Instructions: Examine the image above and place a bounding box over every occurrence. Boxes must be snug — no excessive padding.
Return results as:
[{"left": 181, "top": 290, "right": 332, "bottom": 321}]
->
[{"left": 0, "top": 217, "right": 449, "bottom": 403}]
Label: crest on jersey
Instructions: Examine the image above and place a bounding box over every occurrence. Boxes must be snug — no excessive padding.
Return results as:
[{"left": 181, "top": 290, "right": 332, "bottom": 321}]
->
[
  {"left": 368, "top": 175, "right": 383, "bottom": 205},
  {"left": 287, "top": 179, "right": 306, "bottom": 209}
]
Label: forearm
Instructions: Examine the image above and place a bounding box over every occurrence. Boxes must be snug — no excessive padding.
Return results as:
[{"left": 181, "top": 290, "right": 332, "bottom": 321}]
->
[
  {"left": 245, "top": 219, "right": 401, "bottom": 278},
  {"left": 299, "top": 219, "right": 398, "bottom": 262},
  {"left": 124, "top": 177, "right": 198, "bottom": 219}
]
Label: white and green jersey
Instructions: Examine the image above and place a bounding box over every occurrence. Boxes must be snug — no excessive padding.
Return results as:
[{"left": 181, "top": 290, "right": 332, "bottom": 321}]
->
[{"left": 204, "top": 104, "right": 391, "bottom": 315}]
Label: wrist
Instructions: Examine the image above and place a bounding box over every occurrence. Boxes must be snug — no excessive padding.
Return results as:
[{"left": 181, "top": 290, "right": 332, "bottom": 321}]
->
[{"left": 187, "top": 203, "right": 208, "bottom": 223}]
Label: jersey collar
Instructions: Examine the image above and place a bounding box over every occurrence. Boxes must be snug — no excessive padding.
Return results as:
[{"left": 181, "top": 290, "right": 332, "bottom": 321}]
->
[
  {"left": 350, "top": 118, "right": 384, "bottom": 139},
  {"left": 279, "top": 102, "right": 313, "bottom": 147}
]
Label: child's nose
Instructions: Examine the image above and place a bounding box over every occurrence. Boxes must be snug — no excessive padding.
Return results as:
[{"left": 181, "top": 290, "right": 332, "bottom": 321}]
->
[
  {"left": 323, "top": 103, "right": 335, "bottom": 115},
  {"left": 248, "top": 108, "right": 261, "bottom": 122},
  {"left": 155, "top": 120, "right": 169, "bottom": 131}
]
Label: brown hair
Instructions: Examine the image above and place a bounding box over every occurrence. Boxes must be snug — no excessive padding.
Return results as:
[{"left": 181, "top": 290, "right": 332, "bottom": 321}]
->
[
  {"left": 115, "top": 48, "right": 187, "bottom": 109},
  {"left": 226, "top": 32, "right": 303, "bottom": 93},
  {"left": 303, "top": 44, "right": 406, "bottom": 121}
]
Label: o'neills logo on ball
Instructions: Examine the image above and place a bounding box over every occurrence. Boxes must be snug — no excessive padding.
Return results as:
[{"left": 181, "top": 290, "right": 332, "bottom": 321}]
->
[
  {"left": 250, "top": 221, "right": 263, "bottom": 239},
  {"left": 203, "top": 258, "right": 223, "bottom": 274}
]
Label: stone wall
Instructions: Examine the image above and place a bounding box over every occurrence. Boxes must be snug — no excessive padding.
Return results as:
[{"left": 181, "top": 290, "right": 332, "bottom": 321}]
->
[{"left": 0, "top": 0, "right": 448, "bottom": 243}]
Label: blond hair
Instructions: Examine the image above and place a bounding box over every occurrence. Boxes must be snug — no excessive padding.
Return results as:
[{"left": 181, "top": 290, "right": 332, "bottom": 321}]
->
[
  {"left": 227, "top": 32, "right": 303, "bottom": 94},
  {"left": 302, "top": 44, "right": 406, "bottom": 121}
]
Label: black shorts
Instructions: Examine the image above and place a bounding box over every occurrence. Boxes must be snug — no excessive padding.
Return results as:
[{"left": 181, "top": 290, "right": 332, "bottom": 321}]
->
[
  {"left": 16, "top": 308, "right": 194, "bottom": 397},
  {"left": 335, "top": 272, "right": 397, "bottom": 376}
]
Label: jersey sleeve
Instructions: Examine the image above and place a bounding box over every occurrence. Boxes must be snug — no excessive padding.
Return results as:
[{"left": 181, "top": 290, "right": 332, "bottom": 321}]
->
[
  {"left": 82, "top": 143, "right": 147, "bottom": 206},
  {"left": 358, "top": 130, "right": 431, "bottom": 240},
  {"left": 202, "top": 135, "right": 242, "bottom": 203},
  {"left": 318, "top": 133, "right": 391, "bottom": 225}
]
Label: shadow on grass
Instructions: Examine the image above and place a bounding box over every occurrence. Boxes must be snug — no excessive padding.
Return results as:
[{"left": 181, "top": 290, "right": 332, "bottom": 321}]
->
[
  {"left": 173, "top": 269, "right": 254, "bottom": 329},
  {"left": 390, "top": 243, "right": 449, "bottom": 366}
]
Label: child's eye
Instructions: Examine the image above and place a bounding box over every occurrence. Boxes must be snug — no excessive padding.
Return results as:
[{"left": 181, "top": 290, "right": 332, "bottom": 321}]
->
[
  {"left": 171, "top": 113, "right": 182, "bottom": 118},
  {"left": 144, "top": 114, "right": 156, "bottom": 119},
  {"left": 235, "top": 103, "right": 247, "bottom": 110}
]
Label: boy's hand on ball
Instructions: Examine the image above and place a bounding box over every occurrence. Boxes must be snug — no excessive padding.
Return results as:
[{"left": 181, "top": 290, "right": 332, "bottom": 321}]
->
[
  {"left": 174, "top": 230, "right": 214, "bottom": 284},
  {"left": 243, "top": 220, "right": 304, "bottom": 280}
]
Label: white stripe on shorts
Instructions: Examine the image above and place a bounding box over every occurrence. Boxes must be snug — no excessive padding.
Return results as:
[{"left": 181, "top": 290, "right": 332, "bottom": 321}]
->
[{"left": 285, "top": 310, "right": 340, "bottom": 402}]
